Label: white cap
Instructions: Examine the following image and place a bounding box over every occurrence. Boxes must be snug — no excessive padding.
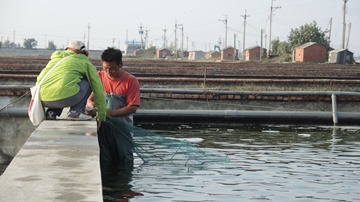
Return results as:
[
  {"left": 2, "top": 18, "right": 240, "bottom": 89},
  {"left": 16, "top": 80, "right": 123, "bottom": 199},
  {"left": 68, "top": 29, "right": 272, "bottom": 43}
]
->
[{"left": 65, "top": 41, "right": 86, "bottom": 51}]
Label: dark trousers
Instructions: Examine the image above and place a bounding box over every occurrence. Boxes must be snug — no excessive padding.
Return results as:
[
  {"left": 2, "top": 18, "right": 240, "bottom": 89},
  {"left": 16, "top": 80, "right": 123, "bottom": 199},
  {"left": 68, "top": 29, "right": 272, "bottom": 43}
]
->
[
  {"left": 97, "top": 120, "right": 134, "bottom": 167},
  {"left": 42, "top": 78, "right": 92, "bottom": 116}
]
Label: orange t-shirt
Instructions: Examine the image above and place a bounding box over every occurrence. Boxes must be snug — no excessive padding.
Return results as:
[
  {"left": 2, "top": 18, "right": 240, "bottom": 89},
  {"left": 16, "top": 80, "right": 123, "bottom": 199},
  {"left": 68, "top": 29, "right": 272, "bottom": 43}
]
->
[{"left": 98, "top": 71, "right": 140, "bottom": 107}]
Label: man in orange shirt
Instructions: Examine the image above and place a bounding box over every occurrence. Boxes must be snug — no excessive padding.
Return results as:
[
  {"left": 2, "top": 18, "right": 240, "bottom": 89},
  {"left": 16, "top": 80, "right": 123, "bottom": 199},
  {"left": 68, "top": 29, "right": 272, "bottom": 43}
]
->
[{"left": 87, "top": 47, "right": 140, "bottom": 166}]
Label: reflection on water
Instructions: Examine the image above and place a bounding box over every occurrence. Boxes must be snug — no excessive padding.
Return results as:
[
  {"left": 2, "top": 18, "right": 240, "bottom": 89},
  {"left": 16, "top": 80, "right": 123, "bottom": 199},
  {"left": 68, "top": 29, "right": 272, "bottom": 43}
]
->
[
  {"left": 101, "top": 163, "right": 144, "bottom": 201},
  {"left": 101, "top": 125, "right": 360, "bottom": 202},
  {"left": 1, "top": 125, "right": 360, "bottom": 201}
]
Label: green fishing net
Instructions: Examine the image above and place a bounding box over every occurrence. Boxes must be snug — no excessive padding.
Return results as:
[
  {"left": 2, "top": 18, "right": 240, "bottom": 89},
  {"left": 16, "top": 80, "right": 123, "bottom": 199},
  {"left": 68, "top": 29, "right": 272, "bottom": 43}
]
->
[{"left": 104, "top": 117, "right": 230, "bottom": 166}]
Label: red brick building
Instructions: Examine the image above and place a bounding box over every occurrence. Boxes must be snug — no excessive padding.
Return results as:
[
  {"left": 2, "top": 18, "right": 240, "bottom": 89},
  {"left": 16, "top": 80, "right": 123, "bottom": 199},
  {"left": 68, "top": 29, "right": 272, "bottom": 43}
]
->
[
  {"left": 205, "top": 51, "right": 221, "bottom": 59},
  {"left": 156, "top": 48, "right": 171, "bottom": 59},
  {"left": 221, "top": 47, "right": 238, "bottom": 61},
  {"left": 245, "top": 46, "right": 267, "bottom": 61},
  {"left": 295, "top": 42, "right": 327, "bottom": 63}
]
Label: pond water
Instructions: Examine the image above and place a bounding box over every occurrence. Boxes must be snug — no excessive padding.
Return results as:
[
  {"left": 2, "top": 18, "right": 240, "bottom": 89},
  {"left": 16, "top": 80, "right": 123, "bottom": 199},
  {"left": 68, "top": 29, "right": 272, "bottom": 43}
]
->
[{"left": 101, "top": 124, "right": 360, "bottom": 202}]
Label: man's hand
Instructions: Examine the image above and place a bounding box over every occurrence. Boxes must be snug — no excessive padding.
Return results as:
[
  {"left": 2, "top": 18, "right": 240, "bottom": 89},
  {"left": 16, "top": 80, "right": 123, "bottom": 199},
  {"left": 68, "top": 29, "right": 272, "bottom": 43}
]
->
[
  {"left": 86, "top": 92, "right": 95, "bottom": 108},
  {"left": 87, "top": 99, "right": 95, "bottom": 109},
  {"left": 85, "top": 107, "right": 97, "bottom": 118}
]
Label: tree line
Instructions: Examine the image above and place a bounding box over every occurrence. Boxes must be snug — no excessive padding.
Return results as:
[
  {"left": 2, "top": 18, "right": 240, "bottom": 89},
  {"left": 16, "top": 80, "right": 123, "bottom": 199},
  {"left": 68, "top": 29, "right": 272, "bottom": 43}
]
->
[
  {"left": 0, "top": 38, "right": 56, "bottom": 50},
  {"left": 1, "top": 21, "right": 330, "bottom": 60},
  {"left": 270, "top": 21, "right": 330, "bottom": 61}
]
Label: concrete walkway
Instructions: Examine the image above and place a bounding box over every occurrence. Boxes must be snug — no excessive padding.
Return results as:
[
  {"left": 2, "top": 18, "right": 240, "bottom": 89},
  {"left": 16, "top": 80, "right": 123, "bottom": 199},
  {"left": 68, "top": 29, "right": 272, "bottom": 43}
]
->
[{"left": 0, "top": 119, "right": 102, "bottom": 201}]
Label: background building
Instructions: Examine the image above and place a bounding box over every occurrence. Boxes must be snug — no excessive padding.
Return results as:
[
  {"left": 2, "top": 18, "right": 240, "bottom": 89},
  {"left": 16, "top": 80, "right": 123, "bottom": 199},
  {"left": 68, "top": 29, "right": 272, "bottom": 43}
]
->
[
  {"left": 188, "top": 50, "right": 205, "bottom": 60},
  {"left": 205, "top": 51, "right": 221, "bottom": 60},
  {"left": 124, "top": 40, "right": 143, "bottom": 55},
  {"left": 328, "top": 49, "right": 354, "bottom": 64},
  {"left": 221, "top": 47, "right": 238, "bottom": 61},
  {"left": 295, "top": 42, "right": 327, "bottom": 63},
  {"left": 245, "top": 46, "right": 267, "bottom": 61},
  {"left": 156, "top": 48, "right": 172, "bottom": 59}
]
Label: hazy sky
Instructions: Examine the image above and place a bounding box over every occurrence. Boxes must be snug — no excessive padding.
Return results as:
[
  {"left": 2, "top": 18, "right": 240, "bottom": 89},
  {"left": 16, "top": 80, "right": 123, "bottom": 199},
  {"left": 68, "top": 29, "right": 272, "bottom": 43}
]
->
[{"left": 1, "top": 0, "right": 359, "bottom": 56}]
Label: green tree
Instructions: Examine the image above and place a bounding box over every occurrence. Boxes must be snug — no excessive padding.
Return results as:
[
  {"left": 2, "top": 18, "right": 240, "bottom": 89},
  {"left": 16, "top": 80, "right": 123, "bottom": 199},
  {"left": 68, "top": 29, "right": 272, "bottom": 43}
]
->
[
  {"left": 277, "top": 41, "right": 291, "bottom": 55},
  {"left": 288, "top": 21, "right": 330, "bottom": 50},
  {"left": 146, "top": 46, "right": 157, "bottom": 54},
  {"left": 3, "top": 40, "right": 11, "bottom": 49},
  {"left": 271, "top": 39, "right": 280, "bottom": 54},
  {"left": 23, "top": 38, "right": 38, "bottom": 49},
  {"left": 271, "top": 39, "right": 291, "bottom": 55},
  {"left": 9, "top": 42, "right": 16, "bottom": 48},
  {"left": 47, "top": 41, "right": 57, "bottom": 50}
]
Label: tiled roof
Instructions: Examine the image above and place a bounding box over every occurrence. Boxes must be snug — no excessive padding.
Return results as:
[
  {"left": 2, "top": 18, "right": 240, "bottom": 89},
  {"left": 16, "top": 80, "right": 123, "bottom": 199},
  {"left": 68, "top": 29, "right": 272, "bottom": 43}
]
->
[{"left": 296, "top": 42, "right": 317, "bottom": 49}]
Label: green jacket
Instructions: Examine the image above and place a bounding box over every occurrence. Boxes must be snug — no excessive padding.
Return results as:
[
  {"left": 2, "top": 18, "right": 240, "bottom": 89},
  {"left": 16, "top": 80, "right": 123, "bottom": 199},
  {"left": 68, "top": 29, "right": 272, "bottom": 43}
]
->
[{"left": 37, "top": 50, "right": 106, "bottom": 121}]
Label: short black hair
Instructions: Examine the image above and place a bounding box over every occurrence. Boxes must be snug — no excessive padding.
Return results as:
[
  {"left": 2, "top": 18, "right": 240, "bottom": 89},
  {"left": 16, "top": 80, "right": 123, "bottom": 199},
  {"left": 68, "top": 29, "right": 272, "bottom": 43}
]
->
[{"left": 101, "top": 47, "right": 123, "bottom": 66}]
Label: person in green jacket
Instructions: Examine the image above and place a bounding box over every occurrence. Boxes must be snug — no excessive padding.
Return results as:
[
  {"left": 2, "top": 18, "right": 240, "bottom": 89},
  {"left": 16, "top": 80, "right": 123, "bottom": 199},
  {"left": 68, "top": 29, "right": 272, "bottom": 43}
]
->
[{"left": 37, "top": 40, "right": 106, "bottom": 121}]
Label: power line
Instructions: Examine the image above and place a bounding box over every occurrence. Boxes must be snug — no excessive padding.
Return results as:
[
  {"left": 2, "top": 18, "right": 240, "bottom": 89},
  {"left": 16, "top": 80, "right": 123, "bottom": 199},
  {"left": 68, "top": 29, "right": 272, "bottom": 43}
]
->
[
  {"left": 139, "top": 24, "right": 144, "bottom": 49},
  {"left": 86, "top": 23, "right": 91, "bottom": 50},
  {"left": 145, "top": 28, "right": 149, "bottom": 49},
  {"left": 268, "top": 0, "right": 281, "bottom": 57},
  {"left": 341, "top": 0, "right": 349, "bottom": 49},
  {"left": 241, "top": 10, "right": 250, "bottom": 61},
  {"left": 174, "top": 22, "right": 184, "bottom": 59},
  {"left": 219, "top": 15, "right": 228, "bottom": 48},
  {"left": 162, "top": 26, "right": 167, "bottom": 49}
]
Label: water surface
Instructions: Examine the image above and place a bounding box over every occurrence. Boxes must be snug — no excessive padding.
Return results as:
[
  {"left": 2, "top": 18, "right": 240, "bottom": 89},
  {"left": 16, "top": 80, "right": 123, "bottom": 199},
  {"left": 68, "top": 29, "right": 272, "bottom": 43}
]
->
[{"left": 102, "top": 124, "right": 360, "bottom": 202}]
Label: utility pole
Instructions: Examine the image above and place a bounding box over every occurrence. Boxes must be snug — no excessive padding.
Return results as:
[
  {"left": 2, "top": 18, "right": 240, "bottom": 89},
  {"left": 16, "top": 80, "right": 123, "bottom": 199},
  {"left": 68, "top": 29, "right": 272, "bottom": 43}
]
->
[
  {"left": 341, "top": 0, "right": 349, "bottom": 49},
  {"left": 174, "top": 22, "right": 183, "bottom": 59},
  {"left": 177, "top": 24, "right": 184, "bottom": 58},
  {"left": 86, "top": 23, "right": 91, "bottom": 50},
  {"left": 13, "top": 30, "right": 15, "bottom": 46},
  {"left": 174, "top": 22, "right": 178, "bottom": 60},
  {"left": 126, "top": 29, "right": 128, "bottom": 44},
  {"left": 346, "top": 22, "right": 351, "bottom": 49},
  {"left": 264, "top": 34, "right": 267, "bottom": 53},
  {"left": 219, "top": 15, "right": 228, "bottom": 48},
  {"left": 233, "top": 33, "right": 237, "bottom": 60},
  {"left": 162, "top": 26, "right": 167, "bottom": 49},
  {"left": 139, "top": 24, "right": 144, "bottom": 49},
  {"left": 260, "top": 29, "right": 264, "bottom": 62},
  {"left": 328, "top": 18, "right": 333, "bottom": 45},
  {"left": 268, "top": 0, "right": 281, "bottom": 57},
  {"left": 233, "top": 34, "right": 236, "bottom": 49},
  {"left": 241, "top": 10, "right": 250, "bottom": 61},
  {"left": 181, "top": 26, "right": 184, "bottom": 57},
  {"left": 145, "top": 28, "right": 149, "bottom": 49}
]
